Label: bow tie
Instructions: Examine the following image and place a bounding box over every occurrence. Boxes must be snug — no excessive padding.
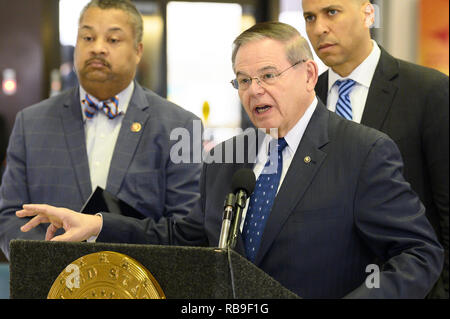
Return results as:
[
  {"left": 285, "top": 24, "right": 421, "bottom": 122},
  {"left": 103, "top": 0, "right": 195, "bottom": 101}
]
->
[{"left": 82, "top": 94, "right": 122, "bottom": 119}]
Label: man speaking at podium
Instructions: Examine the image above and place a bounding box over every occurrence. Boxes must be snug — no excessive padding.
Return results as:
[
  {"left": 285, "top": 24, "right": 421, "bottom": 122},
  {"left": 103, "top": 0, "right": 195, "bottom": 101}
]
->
[
  {"left": 17, "top": 22, "right": 443, "bottom": 298},
  {"left": 0, "top": 0, "right": 201, "bottom": 260}
]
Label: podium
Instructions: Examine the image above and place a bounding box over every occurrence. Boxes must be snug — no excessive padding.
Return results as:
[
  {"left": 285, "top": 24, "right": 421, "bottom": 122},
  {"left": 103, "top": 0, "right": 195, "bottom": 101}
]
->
[{"left": 9, "top": 240, "right": 299, "bottom": 299}]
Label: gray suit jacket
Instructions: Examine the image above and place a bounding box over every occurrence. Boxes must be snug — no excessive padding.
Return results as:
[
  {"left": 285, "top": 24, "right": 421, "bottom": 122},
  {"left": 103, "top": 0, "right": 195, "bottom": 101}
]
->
[
  {"left": 98, "top": 101, "right": 444, "bottom": 298},
  {"left": 0, "top": 83, "right": 202, "bottom": 260}
]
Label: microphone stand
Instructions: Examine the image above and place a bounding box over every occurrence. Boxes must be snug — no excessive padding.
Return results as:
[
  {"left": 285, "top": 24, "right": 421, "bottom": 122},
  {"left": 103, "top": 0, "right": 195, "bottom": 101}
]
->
[
  {"left": 218, "top": 193, "right": 235, "bottom": 249},
  {"left": 227, "top": 189, "right": 248, "bottom": 249}
]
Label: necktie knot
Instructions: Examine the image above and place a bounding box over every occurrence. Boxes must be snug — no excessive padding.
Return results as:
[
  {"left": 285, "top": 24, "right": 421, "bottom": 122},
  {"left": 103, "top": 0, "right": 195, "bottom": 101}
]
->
[
  {"left": 335, "top": 79, "right": 356, "bottom": 94},
  {"left": 83, "top": 94, "right": 122, "bottom": 119},
  {"left": 276, "top": 137, "right": 288, "bottom": 153}
]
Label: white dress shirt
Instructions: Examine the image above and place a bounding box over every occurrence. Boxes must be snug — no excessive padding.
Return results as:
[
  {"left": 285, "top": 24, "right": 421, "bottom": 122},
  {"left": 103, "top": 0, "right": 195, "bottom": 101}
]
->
[
  {"left": 326, "top": 40, "right": 381, "bottom": 123},
  {"left": 80, "top": 81, "right": 134, "bottom": 191},
  {"left": 240, "top": 97, "right": 318, "bottom": 231}
]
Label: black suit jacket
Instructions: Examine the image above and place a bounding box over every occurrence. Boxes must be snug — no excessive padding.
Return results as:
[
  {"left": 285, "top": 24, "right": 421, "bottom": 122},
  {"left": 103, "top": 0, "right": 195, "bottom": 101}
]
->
[
  {"left": 316, "top": 47, "right": 449, "bottom": 297},
  {"left": 99, "top": 100, "right": 443, "bottom": 298}
]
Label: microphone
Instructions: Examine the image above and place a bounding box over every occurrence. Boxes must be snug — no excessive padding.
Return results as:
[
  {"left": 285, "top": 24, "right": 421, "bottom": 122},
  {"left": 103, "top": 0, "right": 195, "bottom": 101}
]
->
[
  {"left": 218, "top": 193, "right": 236, "bottom": 249},
  {"left": 227, "top": 168, "right": 256, "bottom": 249}
]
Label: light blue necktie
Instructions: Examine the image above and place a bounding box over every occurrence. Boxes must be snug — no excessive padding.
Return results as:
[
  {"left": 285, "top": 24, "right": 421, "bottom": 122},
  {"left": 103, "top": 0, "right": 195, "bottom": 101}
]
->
[
  {"left": 242, "top": 137, "right": 288, "bottom": 263},
  {"left": 335, "top": 79, "right": 356, "bottom": 120}
]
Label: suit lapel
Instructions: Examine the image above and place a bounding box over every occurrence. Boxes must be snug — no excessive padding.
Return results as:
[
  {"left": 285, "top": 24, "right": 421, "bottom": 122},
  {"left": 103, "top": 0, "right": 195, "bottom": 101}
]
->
[
  {"left": 360, "top": 47, "right": 399, "bottom": 130},
  {"left": 60, "top": 88, "right": 92, "bottom": 203},
  {"left": 106, "top": 83, "right": 151, "bottom": 195},
  {"left": 254, "top": 102, "right": 330, "bottom": 265},
  {"left": 316, "top": 71, "right": 329, "bottom": 105}
]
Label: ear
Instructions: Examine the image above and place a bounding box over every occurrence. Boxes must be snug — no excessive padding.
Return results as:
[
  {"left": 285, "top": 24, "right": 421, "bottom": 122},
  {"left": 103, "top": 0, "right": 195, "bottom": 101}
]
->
[
  {"left": 135, "top": 42, "right": 144, "bottom": 64},
  {"left": 305, "top": 60, "right": 318, "bottom": 92},
  {"left": 363, "top": 3, "right": 375, "bottom": 28}
]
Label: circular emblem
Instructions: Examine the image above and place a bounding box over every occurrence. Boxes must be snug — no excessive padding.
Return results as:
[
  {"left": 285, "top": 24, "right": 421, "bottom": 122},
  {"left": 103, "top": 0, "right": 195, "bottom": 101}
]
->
[
  {"left": 131, "top": 122, "right": 142, "bottom": 133},
  {"left": 47, "top": 251, "right": 165, "bottom": 299},
  {"left": 304, "top": 156, "right": 311, "bottom": 164}
]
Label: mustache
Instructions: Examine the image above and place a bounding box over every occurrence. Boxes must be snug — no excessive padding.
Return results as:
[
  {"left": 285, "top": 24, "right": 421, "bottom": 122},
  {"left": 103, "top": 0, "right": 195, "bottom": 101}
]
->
[{"left": 85, "top": 57, "right": 110, "bottom": 68}]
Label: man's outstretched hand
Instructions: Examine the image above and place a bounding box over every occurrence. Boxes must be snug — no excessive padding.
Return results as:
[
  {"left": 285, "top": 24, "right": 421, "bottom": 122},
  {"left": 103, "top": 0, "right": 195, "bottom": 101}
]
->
[{"left": 16, "top": 204, "right": 102, "bottom": 242}]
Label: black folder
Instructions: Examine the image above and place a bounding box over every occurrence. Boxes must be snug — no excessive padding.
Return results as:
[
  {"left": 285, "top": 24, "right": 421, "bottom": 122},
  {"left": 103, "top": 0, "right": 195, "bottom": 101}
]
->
[{"left": 80, "top": 187, "right": 145, "bottom": 219}]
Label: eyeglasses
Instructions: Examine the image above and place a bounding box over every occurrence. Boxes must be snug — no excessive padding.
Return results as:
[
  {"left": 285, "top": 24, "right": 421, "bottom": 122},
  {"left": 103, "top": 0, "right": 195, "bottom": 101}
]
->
[{"left": 230, "top": 60, "right": 306, "bottom": 90}]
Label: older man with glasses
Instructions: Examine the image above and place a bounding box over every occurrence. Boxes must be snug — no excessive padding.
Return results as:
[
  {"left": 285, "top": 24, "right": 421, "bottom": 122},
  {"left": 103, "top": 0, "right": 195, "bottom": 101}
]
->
[{"left": 17, "top": 22, "right": 443, "bottom": 299}]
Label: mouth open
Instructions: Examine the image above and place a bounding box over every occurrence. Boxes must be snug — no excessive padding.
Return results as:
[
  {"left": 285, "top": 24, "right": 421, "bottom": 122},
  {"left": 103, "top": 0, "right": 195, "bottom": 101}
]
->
[{"left": 254, "top": 105, "right": 272, "bottom": 114}]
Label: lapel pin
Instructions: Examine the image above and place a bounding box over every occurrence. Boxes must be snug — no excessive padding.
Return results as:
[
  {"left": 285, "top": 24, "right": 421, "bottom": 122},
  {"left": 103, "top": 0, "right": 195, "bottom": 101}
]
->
[
  {"left": 131, "top": 122, "right": 142, "bottom": 133},
  {"left": 304, "top": 156, "right": 311, "bottom": 164}
]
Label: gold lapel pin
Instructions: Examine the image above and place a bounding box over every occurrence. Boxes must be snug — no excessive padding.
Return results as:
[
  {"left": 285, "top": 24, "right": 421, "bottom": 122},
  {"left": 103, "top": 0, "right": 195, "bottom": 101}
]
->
[
  {"left": 131, "top": 122, "right": 142, "bottom": 133},
  {"left": 304, "top": 156, "right": 311, "bottom": 164}
]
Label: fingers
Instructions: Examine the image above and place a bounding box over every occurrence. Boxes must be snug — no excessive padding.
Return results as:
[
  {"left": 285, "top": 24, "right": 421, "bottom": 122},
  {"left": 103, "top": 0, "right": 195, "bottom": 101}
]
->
[
  {"left": 17, "top": 204, "right": 61, "bottom": 233},
  {"left": 16, "top": 204, "right": 52, "bottom": 219},
  {"left": 16, "top": 204, "right": 98, "bottom": 242},
  {"left": 21, "top": 214, "right": 50, "bottom": 233},
  {"left": 46, "top": 224, "right": 59, "bottom": 241}
]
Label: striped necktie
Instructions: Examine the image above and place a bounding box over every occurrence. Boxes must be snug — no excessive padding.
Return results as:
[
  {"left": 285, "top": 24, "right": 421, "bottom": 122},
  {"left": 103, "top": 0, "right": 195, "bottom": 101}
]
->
[
  {"left": 335, "top": 79, "right": 356, "bottom": 120},
  {"left": 242, "top": 137, "right": 288, "bottom": 263},
  {"left": 82, "top": 94, "right": 122, "bottom": 119}
]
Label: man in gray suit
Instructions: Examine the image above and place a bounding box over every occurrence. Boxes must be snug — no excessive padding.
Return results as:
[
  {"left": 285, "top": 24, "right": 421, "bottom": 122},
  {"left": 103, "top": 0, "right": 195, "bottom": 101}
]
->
[
  {"left": 18, "top": 22, "right": 443, "bottom": 298},
  {"left": 302, "top": 0, "right": 449, "bottom": 298},
  {"left": 0, "top": 0, "right": 201, "bottom": 260}
]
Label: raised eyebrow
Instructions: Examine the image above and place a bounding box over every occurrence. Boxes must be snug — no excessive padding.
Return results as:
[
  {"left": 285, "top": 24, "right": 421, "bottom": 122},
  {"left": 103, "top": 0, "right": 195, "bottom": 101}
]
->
[
  {"left": 107, "top": 27, "right": 125, "bottom": 34},
  {"left": 79, "top": 25, "right": 94, "bottom": 32},
  {"left": 235, "top": 71, "right": 250, "bottom": 78},
  {"left": 78, "top": 25, "right": 125, "bottom": 33},
  {"left": 259, "top": 65, "right": 278, "bottom": 73},
  {"left": 236, "top": 65, "right": 278, "bottom": 77}
]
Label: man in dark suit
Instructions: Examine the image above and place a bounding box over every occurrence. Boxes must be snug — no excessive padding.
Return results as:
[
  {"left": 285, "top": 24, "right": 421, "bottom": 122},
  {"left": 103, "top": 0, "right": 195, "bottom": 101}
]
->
[
  {"left": 17, "top": 22, "right": 443, "bottom": 298},
  {"left": 0, "top": 0, "right": 201, "bottom": 260},
  {"left": 302, "top": 0, "right": 449, "bottom": 298}
]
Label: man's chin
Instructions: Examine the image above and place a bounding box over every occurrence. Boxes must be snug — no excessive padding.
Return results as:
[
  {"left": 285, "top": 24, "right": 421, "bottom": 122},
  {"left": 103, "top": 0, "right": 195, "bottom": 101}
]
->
[
  {"left": 82, "top": 74, "right": 111, "bottom": 83},
  {"left": 316, "top": 53, "right": 344, "bottom": 69}
]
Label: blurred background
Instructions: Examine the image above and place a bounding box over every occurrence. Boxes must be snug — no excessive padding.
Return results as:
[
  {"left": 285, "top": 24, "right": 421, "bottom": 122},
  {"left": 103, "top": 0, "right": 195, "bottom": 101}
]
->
[{"left": 0, "top": 0, "right": 448, "bottom": 298}]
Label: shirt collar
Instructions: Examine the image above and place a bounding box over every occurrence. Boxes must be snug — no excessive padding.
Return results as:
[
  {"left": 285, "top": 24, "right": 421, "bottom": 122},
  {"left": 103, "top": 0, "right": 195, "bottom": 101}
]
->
[
  {"left": 328, "top": 40, "right": 381, "bottom": 91},
  {"left": 79, "top": 81, "right": 134, "bottom": 121},
  {"left": 258, "top": 97, "right": 318, "bottom": 160}
]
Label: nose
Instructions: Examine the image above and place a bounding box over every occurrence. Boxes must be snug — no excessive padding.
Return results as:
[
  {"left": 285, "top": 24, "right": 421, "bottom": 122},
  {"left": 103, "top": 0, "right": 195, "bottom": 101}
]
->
[
  {"left": 90, "top": 38, "right": 108, "bottom": 55},
  {"left": 248, "top": 77, "right": 265, "bottom": 95},
  {"left": 314, "top": 16, "right": 330, "bottom": 36}
]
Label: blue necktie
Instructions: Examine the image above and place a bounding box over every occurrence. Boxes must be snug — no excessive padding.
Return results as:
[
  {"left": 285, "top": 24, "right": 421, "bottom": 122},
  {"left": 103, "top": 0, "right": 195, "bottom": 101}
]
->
[
  {"left": 335, "top": 79, "right": 356, "bottom": 120},
  {"left": 82, "top": 94, "right": 121, "bottom": 119},
  {"left": 243, "top": 137, "right": 288, "bottom": 262}
]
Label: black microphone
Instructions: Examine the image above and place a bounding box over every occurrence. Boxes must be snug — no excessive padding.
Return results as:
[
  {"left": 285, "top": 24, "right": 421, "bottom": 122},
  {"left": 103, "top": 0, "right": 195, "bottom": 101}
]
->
[
  {"left": 218, "top": 193, "right": 236, "bottom": 249},
  {"left": 227, "top": 168, "right": 256, "bottom": 249}
]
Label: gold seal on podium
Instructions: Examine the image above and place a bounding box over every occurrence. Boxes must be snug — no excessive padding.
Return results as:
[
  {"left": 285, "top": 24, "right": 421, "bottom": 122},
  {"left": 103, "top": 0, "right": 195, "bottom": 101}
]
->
[{"left": 47, "top": 251, "right": 166, "bottom": 299}]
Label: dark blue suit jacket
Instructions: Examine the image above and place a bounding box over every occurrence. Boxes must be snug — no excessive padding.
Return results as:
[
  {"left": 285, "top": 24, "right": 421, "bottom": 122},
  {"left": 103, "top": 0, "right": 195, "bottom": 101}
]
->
[
  {"left": 98, "top": 100, "right": 443, "bottom": 298},
  {"left": 0, "top": 83, "right": 202, "bottom": 260}
]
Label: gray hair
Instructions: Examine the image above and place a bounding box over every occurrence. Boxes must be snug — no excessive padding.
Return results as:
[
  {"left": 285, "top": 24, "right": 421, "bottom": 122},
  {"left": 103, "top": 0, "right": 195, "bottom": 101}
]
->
[
  {"left": 232, "top": 22, "right": 313, "bottom": 70},
  {"left": 79, "top": 0, "right": 143, "bottom": 47}
]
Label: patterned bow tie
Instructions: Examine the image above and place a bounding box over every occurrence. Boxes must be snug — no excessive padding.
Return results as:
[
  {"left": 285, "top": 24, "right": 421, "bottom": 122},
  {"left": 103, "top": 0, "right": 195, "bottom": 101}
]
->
[{"left": 82, "top": 94, "right": 122, "bottom": 119}]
